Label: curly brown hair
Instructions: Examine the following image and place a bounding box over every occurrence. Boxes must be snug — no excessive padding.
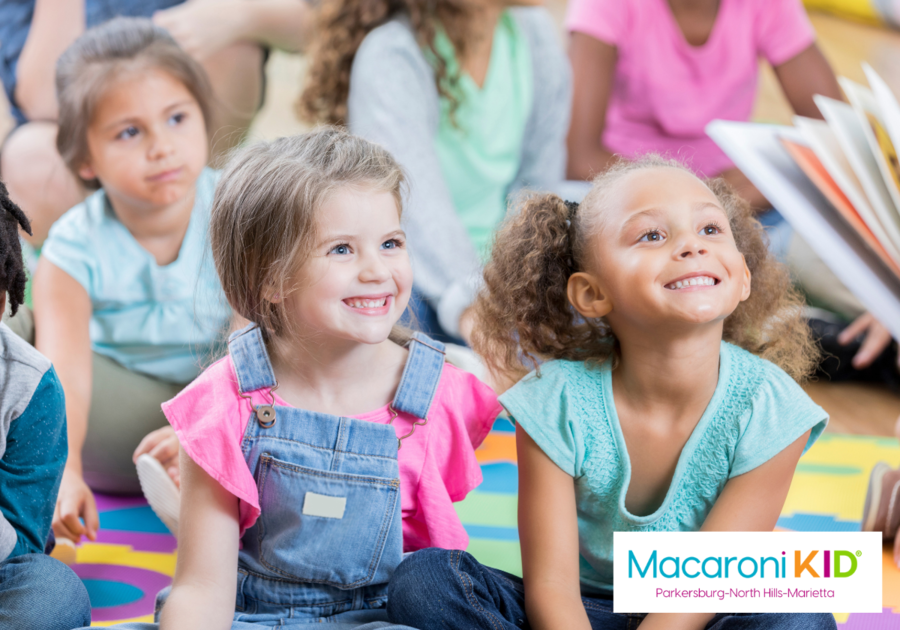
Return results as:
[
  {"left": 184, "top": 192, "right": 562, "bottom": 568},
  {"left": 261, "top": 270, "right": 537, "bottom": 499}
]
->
[
  {"left": 473, "top": 156, "right": 820, "bottom": 384},
  {"left": 298, "top": 0, "right": 472, "bottom": 125}
]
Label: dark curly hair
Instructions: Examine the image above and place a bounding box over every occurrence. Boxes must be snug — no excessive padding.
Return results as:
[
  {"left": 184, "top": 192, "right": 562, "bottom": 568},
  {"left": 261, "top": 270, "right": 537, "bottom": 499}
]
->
[
  {"left": 298, "top": 0, "right": 472, "bottom": 125},
  {"left": 473, "top": 156, "right": 820, "bottom": 384},
  {"left": 0, "top": 181, "right": 32, "bottom": 317}
]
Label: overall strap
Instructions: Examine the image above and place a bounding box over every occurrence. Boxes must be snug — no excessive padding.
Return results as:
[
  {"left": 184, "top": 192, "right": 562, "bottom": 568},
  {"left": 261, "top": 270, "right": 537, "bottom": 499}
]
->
[
  {"left": 228, "top": 324, "right": 277, "bottom": 395},
  {"left": 392, "top": 333, "right": 446, "bottom": 420}
]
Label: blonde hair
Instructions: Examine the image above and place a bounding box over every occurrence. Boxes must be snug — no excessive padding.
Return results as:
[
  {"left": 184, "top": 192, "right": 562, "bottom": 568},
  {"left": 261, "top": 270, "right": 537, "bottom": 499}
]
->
[
  {"left": 473, "top": 155, "right": 819, "bottom": 383},
  {"left": 56, "top": 17, "right": 213, "bottom": 189},
  {"left": 210, "top": 127, "right": 408, "bottom": 340}
]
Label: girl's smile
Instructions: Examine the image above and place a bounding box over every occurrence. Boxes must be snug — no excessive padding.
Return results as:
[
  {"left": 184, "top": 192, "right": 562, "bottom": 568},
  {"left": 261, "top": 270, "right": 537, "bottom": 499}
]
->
[
  {"left": 342, "top": 294, "right": 393, "bottom": 315},
  {"left": 663, "top": 272, "right": 720, "bottom": 291}
]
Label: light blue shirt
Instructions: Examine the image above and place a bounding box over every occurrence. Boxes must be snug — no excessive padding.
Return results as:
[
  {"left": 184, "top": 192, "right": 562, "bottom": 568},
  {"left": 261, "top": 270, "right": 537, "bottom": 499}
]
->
[
  {"left": 42, "top": 168, "right": 230, "bottom": 384},
  {"left": 500, "top": 342, "right": 828, "bottom": 593}
]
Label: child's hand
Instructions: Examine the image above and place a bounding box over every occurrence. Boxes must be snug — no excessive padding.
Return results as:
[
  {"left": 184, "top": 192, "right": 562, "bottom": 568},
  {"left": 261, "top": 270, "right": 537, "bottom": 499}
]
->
[
  {"left": 53, "top": 469, "right": 99, "bottom": 543},
  {"left": 153, "top": 1, "right": 247, "bottom": 61},
  {"left": 837, "top": 312, "right": 894, "bottom": 369},
  {"left": 133, "top": 426, "right": 181, "bottom": 488}
]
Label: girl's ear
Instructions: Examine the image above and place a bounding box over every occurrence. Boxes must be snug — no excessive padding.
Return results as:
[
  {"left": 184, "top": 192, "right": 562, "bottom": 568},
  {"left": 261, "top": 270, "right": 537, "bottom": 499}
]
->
[
  {"left": 263, "top": 286, "right": 283, "bottom": 304},
  {"left": 739, "top": 256, "right": 752, "bottom": 302},
  {"left": 78, "top": 163, "right": 96, "bottom": 182},
  {"left": 567, "top": 272, "right": 612, "bottom": 319}
]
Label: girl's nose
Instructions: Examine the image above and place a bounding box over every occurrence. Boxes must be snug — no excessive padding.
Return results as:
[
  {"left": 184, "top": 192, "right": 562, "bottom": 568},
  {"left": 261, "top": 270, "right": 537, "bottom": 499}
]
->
[
  {"left": 359, "top": 251, "right": 392, "bottom": 282},
  {"left": 148, "top": 132, "right": 176, "bottom": 159},
  {"left": 677, "top": 237, "right": 708, "bottom": 258}
]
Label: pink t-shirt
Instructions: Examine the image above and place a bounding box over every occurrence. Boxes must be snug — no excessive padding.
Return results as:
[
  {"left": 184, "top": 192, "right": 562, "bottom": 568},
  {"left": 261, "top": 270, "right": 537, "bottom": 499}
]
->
[
  {"left": 162, "top": 356, "right": 501, "bottom": 551},
  {"left": 567, "top": 0, "right": 816, "bottom": 176}
]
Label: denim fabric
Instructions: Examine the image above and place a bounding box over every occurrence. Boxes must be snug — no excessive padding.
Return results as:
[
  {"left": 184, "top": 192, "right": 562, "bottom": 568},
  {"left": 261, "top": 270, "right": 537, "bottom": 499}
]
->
[
  {"left": 387, "top": 549, "right": 838, "bottom": 630},
  {"left": 0, "top": 553, "right": 91, "bottom": 629},
  {"left": 392, "top": 335, "right": 446, "bottom": 420},
  {"left": 215, "top": 324, "right": 440, "bottom": 626}
]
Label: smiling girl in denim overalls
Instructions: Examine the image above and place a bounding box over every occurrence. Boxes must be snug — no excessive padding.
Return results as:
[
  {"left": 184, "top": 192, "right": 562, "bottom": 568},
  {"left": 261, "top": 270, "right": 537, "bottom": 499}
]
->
[{"left": 101, "top": 128, "right": 501, "bottom": 630}]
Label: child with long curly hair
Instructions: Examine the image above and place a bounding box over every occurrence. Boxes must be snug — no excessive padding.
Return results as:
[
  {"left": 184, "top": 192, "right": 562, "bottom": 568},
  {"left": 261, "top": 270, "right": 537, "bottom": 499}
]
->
[{"left": 385, "top": 156, "right": 835, "bottom": 630}]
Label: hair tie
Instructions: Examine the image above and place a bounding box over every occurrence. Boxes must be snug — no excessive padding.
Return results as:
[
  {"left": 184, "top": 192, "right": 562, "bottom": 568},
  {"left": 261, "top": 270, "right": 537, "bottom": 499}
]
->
[{"left": 564, "top": 200, "right": 579, "bottom": 220}]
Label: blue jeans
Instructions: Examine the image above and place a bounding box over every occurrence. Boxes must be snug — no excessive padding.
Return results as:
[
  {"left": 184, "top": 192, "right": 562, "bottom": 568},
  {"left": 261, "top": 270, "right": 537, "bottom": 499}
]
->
[
  {"left": 0, "top": 553, "right": 91, "bottom": 630},
  {"left": 387, "top": 549, "right": 838, "bottom": 630}
]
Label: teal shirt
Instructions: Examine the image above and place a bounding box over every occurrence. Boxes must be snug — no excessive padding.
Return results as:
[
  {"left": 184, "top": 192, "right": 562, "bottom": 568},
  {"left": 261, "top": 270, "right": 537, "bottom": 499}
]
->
[
  {"left": 500, "top": 342, "right": 828, "bottom": 593},
  {"left": 41, "top": 168, "right": 230, "bottom": 384},
  {"left": 432, "top": 11, "right": 533, "bottom": 258}
]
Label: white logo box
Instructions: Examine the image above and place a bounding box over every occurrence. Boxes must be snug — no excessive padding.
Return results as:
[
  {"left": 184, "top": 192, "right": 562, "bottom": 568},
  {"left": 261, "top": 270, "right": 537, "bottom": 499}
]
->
[{"left": 612, "top": 531, "right": 882, "bottom": 613}]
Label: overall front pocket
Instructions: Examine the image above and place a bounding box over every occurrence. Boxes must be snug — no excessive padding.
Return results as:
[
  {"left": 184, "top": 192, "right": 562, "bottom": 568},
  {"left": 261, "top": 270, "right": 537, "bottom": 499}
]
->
[{"left": 256, "top": 454, "right": 400, "bottom": 588}]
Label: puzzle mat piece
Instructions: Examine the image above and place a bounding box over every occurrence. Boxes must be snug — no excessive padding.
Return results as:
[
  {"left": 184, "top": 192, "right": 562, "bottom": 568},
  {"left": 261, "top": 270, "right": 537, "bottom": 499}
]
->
[{"left": 74, "top": 495, "right": 177, "bottom": 626}]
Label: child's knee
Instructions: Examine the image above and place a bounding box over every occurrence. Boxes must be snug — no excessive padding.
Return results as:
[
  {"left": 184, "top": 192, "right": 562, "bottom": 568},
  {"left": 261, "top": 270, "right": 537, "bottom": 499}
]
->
[
  {"left": 0, "top": 554, "right": 91, "bottom": 630},
  {"left": 388, "top": 548, "right": 467, "bottom": 616}
]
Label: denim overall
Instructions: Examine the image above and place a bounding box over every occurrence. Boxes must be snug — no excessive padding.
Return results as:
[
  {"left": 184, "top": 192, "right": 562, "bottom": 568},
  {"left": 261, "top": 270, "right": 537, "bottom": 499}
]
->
[{"left": 228, "top": 323, "right": 444, "bottom": 628}]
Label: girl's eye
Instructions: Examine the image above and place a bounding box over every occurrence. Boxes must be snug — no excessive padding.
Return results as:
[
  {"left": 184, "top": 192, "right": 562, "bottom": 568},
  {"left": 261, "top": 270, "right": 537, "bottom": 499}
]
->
[
  {"left": 701, "top": 223, "right": 724, "bottom": 236},
  {"left": 638, "top": 230, "right": 664, "bottom": 243},
  {"left": 381, "top": 238, "right": 403, "bottom": 250},
  {"left": 169, "top": 112, "right": 186, "bottom": 125},
  {"left": 329, "top": 244, "right": 351, "bottom": 255},
  {"left": 117, "top": 126, "right": 139, "bottom": 140}
]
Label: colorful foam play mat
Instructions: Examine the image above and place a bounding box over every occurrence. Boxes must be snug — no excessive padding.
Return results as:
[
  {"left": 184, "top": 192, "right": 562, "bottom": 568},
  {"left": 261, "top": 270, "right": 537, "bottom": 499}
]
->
[{"left": 74, "top": 421, "right": 899, "bottom": 626}]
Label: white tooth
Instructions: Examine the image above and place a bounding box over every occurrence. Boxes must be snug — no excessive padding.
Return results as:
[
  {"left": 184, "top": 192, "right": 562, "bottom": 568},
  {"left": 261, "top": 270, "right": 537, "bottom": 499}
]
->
[{"left": 676, "top": 281, "right": 683, "bottom": 289}]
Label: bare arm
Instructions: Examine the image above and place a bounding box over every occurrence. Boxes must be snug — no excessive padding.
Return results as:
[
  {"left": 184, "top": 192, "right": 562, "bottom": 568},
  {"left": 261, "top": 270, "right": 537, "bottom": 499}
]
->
[
  {"left": 517, "top": 427, "right": 591, "bottom": 630},
  {"left": 637, "top": 430, "right": 811, "bottom": 630},
  {"left": 14, "top": 0, "right": 85, "bottom": 120},
  {"left": 566, "top": 32, "right": 618, "bottom": 181},
  {"left": 160, "top": 450, "right": 240, "bottom": 630},
  {"left": 153, "top": 0, "right": 314, "bottom": 60},
  {"left": 774, "top": 44, "right": 842, "bottom": 120},
  {"left": 32, "top": 258, "right": 99, "bottom": 542}
]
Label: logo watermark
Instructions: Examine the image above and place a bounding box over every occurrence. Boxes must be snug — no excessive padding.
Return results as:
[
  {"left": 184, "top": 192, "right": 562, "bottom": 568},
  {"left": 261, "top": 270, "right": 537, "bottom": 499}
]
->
[{"left": 613, "top": 532, "right": 882, "bottom": 612}]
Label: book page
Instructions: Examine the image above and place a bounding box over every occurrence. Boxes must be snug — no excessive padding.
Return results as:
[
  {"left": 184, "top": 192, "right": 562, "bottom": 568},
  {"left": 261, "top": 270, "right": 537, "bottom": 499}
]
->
[
  {"left": 839, "top": 77, "right": 900, "bottom": 221},
  {"left": 780, "top": 136, "right": 900, "bottom": 275},
  {"left": 706, "top": 120, "right": 900, "bottom": 339},
  {"left": 794, "top": 115, "right": 900, "bottom": 259},
  {"left": 815, "top": 95, "right": 900, "bottom": 246}
]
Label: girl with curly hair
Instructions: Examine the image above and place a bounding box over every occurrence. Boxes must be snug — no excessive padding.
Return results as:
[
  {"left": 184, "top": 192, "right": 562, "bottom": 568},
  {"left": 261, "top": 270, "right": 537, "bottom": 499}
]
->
[
  {"left": 299, "top": 0, "right": 574, "bottom": 343},
  {"left": 385, "top": 157, "right": 835, "bottom": 630}
]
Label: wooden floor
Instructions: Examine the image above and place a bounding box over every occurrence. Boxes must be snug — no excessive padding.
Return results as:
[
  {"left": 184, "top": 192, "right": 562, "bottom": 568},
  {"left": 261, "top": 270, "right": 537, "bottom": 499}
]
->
[{"left": 1, "top": 9, "right": 898, "bottom": 437}]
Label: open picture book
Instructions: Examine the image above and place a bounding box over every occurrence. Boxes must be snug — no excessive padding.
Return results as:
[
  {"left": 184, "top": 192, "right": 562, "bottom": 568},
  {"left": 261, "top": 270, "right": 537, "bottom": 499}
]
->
[{"left": 706, "top": 63, "right": 900, "bottom": 340}]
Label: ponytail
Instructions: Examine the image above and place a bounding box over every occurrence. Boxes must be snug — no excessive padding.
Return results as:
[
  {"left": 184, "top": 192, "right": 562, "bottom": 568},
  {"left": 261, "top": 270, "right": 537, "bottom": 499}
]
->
[{"left": 472, "top": 193, "right": 613, "bottom": 381}]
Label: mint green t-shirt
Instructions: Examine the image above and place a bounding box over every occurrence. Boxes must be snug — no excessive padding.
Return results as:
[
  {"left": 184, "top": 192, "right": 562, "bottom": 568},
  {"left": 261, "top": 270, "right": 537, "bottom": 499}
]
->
[
  {"left": 41, "top": 168, "right": 230, "bottom": 384},
  {"left": 432, "top": 12, "right": 533, "bottom": 258},
  {"left": 499, "top": 342, "right": 828, "bottom": 593}
]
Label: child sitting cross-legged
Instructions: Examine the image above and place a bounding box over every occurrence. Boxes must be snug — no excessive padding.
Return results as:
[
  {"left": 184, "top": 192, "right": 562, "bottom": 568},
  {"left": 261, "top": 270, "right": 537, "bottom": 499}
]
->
[
  {"left": 387, "top": 157, "right": 836, "bottom": 630},
  {"left": 8, "top": 18, "right": 233, "bottom": 545}
]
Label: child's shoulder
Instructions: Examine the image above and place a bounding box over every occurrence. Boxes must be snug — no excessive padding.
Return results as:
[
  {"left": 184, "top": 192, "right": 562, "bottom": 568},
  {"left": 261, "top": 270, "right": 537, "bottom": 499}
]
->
[
  {"left": 0, "top": 322, "right": 59, "bottom": 422},
  {"left": 720, "top": 341, "right": 811, "bottom": 407},
  {"left": 162, "top": 354, "right": 242, "bottom": 429},
  {"left": 46, "top": 188, "right": 111, "bottom": 240},
  {"left": 720, "top": 343, "right": 828, "bottom": 477},
  {"left": 428, "top": 362, "right": 502, "bottom": 444}
]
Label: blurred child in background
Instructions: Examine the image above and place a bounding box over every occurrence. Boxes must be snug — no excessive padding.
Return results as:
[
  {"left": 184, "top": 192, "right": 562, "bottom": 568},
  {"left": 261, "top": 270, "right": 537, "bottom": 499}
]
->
[
  {"left": 5, "top": 18, "right": 232, "bottom": 544},
  {"left": 301, "top": 0, "right": 573, "bottom": 343}
]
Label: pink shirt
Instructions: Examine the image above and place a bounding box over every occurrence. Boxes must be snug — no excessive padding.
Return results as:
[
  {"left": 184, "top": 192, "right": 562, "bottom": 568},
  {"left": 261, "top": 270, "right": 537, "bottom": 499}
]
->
[
  {"left": 567, "top": 0, "right": 815, "bottom": 176},
  {"left": 162, "top": 356, "right": 501, "bottom": 551}
]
